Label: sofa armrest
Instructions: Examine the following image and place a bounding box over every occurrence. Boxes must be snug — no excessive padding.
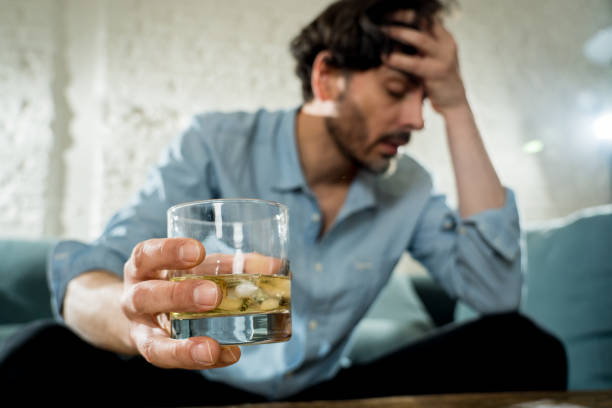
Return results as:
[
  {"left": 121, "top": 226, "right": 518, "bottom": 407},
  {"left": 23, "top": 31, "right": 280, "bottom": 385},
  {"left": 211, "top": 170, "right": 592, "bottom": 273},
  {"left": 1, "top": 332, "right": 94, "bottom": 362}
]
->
[{"left": 0, "top": 239, "right": 56, "bottom": 324}]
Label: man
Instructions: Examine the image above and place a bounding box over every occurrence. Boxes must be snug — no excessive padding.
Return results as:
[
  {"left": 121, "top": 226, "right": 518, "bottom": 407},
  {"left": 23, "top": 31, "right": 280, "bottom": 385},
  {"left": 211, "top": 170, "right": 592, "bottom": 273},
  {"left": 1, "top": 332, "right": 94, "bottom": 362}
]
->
[{"left": 0, "top": 0, "right": 565, "bottom": 405}]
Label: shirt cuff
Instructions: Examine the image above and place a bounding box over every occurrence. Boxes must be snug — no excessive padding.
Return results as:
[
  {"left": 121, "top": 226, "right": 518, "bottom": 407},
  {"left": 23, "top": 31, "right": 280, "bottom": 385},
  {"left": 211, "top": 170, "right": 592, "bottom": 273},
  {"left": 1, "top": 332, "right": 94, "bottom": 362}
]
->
[
  {"left": 462, "top": 188, "right": 521, "bottom": 262},
  {"left": 47, "top": 240, "right": 127, "bottom": 322}
]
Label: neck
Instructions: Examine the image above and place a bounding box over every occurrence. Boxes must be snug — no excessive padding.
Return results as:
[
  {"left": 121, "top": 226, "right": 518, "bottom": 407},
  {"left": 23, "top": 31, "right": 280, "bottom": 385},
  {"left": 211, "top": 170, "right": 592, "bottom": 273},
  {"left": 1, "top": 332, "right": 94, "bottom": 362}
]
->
[{"left": 296, "top": 102, "right": 357, "bottom": 189}]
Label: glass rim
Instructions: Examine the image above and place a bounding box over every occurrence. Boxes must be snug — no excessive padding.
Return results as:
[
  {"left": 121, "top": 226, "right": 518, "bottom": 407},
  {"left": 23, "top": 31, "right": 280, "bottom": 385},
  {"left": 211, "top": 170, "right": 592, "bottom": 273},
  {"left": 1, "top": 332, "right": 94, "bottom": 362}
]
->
[{"left": 167, "top": 198, "right": 288, "bottom": 224}]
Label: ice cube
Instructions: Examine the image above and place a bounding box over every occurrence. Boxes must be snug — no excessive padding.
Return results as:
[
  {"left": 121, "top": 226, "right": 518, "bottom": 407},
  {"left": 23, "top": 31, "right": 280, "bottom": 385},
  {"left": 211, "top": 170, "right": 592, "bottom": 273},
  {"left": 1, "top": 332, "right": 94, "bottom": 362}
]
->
[{"left": 234, "top": 281, "right": 258, "bottom": 298}]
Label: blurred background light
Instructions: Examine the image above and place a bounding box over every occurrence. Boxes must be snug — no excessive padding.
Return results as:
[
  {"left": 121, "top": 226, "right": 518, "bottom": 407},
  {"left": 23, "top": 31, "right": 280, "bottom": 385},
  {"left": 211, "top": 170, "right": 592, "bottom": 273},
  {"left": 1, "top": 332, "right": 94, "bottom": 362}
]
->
[
  {"left": 584, "top": 26, "right": 612, "bottom": 67},
  {"left": 523, "top": 139, "right": 545, "bottom": 154},
  {"left": 594, "top": 112, "right": 612, "bottom": 141}
]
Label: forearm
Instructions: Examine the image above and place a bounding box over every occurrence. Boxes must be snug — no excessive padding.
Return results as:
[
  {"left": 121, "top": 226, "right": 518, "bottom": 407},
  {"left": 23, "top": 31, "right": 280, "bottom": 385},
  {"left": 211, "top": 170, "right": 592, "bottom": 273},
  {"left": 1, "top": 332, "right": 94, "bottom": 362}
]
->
[
  {"left": 63, "top": 270, "right": 137, "bottom": 355},
  {"left": 442, "top": 102, "right": 506, "bottom": 218}
]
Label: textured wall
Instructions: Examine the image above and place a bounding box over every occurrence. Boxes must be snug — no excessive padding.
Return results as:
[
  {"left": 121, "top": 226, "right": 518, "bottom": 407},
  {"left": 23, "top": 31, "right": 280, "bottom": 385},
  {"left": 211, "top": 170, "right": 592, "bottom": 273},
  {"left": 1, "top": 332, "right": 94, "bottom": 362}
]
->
[
  {"left": 451, "top": 0, "right": 612, "bottom": 221},
  {"left": 0, "top": 0, "right": 64, "bottom": 237},
  {"left": 93, "top": 0, "right": 331, "bottom": 236},
  {"left": 0, "top": 0, "right": 611, "bottom": 240}
]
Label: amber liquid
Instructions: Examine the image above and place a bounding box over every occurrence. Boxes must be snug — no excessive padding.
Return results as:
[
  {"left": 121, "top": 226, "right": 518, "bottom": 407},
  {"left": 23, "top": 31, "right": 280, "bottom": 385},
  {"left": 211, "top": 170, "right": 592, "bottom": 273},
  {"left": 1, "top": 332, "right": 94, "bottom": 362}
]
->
[{"left": 170, "top": 274, "right": 291, "bottom": 344}]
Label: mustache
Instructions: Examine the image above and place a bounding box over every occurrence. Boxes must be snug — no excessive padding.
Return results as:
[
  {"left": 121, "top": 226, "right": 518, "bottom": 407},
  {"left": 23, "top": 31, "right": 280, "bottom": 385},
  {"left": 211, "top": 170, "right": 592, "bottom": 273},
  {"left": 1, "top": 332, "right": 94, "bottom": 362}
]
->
[{"left": 378, "top": 131, "right": 412, "bottom": 146}]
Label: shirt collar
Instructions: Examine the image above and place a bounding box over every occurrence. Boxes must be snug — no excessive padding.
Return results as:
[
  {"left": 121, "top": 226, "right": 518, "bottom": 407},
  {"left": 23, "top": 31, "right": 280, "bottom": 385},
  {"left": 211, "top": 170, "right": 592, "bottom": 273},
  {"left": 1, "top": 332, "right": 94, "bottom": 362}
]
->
[
  {"left": 336, "top": 170, "right": 378, "bottom": 221},
  {"left": 273, "top": 106, "right": 307, "bottom": 192}
]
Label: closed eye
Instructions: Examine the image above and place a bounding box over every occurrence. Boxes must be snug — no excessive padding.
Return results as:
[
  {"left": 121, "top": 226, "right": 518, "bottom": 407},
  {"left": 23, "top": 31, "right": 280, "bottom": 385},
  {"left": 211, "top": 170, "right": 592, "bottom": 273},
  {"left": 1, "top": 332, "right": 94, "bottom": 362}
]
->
[{"left": 386, "top": 88, "right": 405, "bottom": 99}]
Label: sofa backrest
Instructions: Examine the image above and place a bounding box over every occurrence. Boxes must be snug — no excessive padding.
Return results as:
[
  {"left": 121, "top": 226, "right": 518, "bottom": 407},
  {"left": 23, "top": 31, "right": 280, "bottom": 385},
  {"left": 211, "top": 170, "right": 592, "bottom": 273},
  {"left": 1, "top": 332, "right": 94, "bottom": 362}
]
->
[
  {"left": 0, "top": 239, "right": 55, "bottom": 324},
  {"left": 522, "top": 205, "right": 612, "bottom": 390}
]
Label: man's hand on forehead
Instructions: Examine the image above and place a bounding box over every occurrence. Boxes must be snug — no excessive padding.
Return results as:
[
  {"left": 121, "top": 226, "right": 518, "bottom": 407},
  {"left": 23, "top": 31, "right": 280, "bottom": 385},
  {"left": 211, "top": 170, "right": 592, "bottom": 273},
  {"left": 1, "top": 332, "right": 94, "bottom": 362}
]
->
[
  {"left": 386, "top": 9, "right": 418, "bottom": 27},
  {"left": 379, "top": 12, "right": 468, "bottom": 113}
]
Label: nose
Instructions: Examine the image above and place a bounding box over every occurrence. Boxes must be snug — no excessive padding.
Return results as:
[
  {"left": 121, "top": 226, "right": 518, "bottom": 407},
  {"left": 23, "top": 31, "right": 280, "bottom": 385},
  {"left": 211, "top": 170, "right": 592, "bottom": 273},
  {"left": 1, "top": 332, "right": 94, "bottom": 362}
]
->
[{"left": 397, "top": 91, "right": 425, "bottom": 131}]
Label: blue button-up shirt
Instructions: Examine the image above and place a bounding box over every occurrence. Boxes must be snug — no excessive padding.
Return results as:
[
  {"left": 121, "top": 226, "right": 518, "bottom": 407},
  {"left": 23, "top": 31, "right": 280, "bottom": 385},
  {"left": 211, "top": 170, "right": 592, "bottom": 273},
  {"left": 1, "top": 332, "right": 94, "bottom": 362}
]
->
[{"left": 48, "top": 107, "right": 522, "bottom": 399}]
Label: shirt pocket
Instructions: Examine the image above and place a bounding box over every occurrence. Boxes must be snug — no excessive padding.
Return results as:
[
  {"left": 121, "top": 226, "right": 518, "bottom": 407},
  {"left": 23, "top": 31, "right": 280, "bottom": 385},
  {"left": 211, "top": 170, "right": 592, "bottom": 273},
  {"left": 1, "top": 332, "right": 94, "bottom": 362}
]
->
[{"left": 326, "top": 257, "right": 390, "bottom": 315}]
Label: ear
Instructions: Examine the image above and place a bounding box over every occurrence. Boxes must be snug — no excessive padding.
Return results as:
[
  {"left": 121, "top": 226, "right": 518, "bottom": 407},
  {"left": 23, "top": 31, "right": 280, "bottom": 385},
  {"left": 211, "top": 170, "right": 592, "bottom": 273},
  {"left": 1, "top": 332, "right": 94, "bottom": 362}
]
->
[{"left": 310, "top": 51, "right": 346, "bottom": 102}]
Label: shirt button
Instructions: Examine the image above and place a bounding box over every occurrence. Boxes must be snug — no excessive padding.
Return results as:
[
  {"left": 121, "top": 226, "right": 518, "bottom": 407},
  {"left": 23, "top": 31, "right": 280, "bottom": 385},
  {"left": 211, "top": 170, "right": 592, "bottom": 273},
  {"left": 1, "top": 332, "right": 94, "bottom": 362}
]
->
[
  {"left": 311, "top": 213, "right": 320, "bottom": 223},
  {"left": 458, "top": 226, "right": 466, "bottom": 235},
  {"left": 314, "top": 263, "right": 323, "bottom": 273},
  {"left": 308, "top": 320, "right": 318, "bottom": 330}
]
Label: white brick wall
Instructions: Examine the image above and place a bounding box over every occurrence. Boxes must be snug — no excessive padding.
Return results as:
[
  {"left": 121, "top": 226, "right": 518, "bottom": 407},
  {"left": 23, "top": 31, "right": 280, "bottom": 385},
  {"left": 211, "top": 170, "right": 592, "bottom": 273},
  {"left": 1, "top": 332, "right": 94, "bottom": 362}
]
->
[
  {"left": 0, "top": 0, "right": 59, "bottom": 237},
  {"left": 0, "top": 0, "right": 610, "bottom": 240}
]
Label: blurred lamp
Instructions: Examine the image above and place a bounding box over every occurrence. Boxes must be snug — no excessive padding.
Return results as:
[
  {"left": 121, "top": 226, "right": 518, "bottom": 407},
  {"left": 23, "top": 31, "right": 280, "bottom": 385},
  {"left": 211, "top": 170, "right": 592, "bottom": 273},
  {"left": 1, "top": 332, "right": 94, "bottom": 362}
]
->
[
  {"left": 584, "top": 26, "right": 612, "bottom": 67},
  {"left": 594, "top": 112, "right": 612, "bottom": 141},
  {"left": 523, "top": 139, "right": 544, "bottom": 154}
]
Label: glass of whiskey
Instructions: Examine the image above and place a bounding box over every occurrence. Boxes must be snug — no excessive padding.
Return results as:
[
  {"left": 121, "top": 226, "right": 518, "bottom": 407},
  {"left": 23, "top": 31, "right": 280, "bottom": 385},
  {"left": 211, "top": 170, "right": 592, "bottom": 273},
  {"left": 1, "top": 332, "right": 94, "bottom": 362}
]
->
[{"left": 167, "top": 199, "right": 291, "bottom": 345}]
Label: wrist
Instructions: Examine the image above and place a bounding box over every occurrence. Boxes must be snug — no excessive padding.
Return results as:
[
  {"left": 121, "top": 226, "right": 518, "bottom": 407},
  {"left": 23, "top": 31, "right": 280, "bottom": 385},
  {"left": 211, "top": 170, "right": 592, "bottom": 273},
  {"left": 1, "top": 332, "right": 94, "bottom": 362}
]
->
[
  {"left": 65, "top": 271, "right": 138, "bottom": 355},
  {"left": 438, "top": 97, "right": 471, "bottom": 121}
]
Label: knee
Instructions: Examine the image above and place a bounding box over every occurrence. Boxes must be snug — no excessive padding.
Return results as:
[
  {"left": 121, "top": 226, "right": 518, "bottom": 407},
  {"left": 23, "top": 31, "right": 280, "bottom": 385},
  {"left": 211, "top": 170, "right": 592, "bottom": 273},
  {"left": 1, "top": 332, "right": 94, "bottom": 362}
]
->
[{"left": 481, "top": 313, "right": 567, "bottom": 368}]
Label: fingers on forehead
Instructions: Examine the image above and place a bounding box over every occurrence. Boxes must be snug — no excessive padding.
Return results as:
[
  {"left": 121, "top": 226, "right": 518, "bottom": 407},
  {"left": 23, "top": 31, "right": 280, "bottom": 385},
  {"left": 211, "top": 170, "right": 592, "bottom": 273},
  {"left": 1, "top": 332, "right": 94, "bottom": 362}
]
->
[
  {"left": 432, "top": 18, "right": 449, "bottom": 38},
  {"left": 387, "top": 53, "right": 429, "bottom": 77},
  {"left": 126, "top": 238, "right": 205, "bottom": 281},
  {"left": 389, "top": 9, "right": 416, "bottom": 23}
]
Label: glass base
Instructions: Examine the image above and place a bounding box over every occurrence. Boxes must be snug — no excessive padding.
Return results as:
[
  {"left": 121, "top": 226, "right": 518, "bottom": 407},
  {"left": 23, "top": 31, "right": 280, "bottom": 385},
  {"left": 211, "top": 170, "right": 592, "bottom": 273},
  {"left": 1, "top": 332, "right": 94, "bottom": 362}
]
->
[{"left": 171, "top": 312, "right": 291, "bottom": 345}]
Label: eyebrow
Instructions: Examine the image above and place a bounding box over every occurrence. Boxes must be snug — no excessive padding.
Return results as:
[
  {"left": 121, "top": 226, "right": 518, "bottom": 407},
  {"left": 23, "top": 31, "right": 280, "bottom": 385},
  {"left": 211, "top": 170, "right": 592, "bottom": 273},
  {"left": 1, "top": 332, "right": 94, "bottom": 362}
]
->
[{"left": 384, "top": 67, "right": 422, "bottom": 87}]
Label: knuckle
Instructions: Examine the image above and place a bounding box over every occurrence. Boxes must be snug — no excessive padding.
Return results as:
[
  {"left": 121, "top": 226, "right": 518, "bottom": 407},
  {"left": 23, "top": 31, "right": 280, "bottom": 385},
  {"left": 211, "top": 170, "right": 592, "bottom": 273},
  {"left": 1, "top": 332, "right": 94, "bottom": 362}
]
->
[
  {"left": 119, "top": 290, "right": 133, "bottom": 316},
  {"left": 139, "top": 337, "right": 155, "bottom": 364},
  {"left": 169, "top": 281, "right": 184, "bottom": 305},
  {"left": 170, "top": 280, "right": 197, "bottom": 309},
  {"left": 131, "top": 241, "right": 147, "bottom": 270},
  {"left": 158, "top": 239, "right": 175, "bottom": 260},
  {"left": 123, "top": 258, "right": 132, "bottom": 278},
  {"left": 170, "top": 340, "right": 181, "bottom": 362},
  {"left": 443, "top": 61, "right": 455, "bottom": 75},
  {"left": 128, "top": 283, "right": 149, "bottom": 313}
]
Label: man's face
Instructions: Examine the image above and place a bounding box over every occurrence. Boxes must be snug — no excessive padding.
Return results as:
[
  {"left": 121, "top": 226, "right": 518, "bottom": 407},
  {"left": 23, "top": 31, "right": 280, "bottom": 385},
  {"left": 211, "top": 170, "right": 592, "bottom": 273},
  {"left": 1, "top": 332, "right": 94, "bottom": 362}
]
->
[{"left": 325, "top": 65, "right": 425, "bottom": 174}]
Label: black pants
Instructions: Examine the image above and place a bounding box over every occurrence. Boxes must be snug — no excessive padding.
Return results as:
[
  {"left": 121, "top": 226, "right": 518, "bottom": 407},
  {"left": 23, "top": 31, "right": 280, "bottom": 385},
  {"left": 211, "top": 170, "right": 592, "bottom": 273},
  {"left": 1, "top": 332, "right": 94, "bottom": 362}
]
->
[{"left": 0, "top": 313, "right": 566, "bottom": 406}]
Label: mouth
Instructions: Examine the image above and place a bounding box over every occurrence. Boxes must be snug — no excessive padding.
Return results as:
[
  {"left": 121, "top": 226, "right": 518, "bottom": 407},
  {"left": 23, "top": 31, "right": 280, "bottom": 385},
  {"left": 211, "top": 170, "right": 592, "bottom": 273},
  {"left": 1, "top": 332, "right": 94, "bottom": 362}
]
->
[{"left": 377, "top": 133, "right": 411, "bottom": 156}]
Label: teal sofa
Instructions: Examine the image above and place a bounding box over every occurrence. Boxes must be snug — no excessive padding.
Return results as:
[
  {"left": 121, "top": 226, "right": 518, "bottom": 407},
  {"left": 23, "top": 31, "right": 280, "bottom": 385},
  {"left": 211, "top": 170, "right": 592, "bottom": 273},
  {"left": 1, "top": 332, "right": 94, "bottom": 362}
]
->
[
  {"left": 0, "top": 239, "right": 56, "bottom": 343},
  {"left": 350, "top": 204, "right": 612, "bottom": 391}
]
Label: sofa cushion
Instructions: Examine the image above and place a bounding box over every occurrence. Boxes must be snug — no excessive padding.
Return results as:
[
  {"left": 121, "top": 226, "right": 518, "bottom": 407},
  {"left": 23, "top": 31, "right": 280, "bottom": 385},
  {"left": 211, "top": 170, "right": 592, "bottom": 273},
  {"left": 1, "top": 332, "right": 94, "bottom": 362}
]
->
[
  {"left": 0, "top": 239, "right": 55, "bottom": 325},
  {"left": 522, "top": 205, "right": 612, "bottom": 390},
  {"left": 456, "top": 205, "right": 612, "bottom": 390}
]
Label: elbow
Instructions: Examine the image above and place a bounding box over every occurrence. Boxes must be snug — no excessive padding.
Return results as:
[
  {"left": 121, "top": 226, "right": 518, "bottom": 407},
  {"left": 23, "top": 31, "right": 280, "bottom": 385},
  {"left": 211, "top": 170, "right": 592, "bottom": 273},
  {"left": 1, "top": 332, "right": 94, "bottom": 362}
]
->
[{"left": 456, "top": 262, "right": 523, "bottom": 315}]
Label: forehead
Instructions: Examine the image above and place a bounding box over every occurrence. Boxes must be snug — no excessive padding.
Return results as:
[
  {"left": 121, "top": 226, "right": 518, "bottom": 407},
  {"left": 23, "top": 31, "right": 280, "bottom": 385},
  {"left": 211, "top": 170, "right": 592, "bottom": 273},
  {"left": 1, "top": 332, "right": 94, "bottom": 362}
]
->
[
  {"left": 372, "top": 65, "right": 422, "bottom": 88},
  {"left": 344, "top": 66, "right": 422, "bottom": 96}
]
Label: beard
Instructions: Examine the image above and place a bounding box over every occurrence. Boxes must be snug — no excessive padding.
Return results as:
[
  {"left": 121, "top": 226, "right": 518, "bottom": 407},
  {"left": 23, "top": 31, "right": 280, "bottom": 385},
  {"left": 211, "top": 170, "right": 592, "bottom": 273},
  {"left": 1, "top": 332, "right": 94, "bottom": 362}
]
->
[{"left": 324, "top": 93, "right": 411, "bottom": 174}]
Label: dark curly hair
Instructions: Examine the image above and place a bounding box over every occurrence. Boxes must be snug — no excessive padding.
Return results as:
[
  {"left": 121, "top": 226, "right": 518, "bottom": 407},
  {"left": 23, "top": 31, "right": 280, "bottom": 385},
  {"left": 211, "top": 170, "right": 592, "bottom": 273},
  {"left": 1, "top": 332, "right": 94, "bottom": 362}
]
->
[{"left": 290, "top": 0, "right": 450, "bottom": 101}]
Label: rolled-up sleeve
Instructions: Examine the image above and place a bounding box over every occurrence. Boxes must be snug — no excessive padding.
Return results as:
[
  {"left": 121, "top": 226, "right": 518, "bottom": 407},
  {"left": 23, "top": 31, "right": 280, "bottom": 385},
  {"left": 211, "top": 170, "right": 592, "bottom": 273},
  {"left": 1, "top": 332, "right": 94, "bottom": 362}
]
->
[
  {"left": 47, "top": 116, "right": 218, "bottom": 322},
  {"left": 408, "top": 188, "right": 522, "bottom": 313},
  {"left": 47, "top": 241, "right": 128, "bottom": 321}
]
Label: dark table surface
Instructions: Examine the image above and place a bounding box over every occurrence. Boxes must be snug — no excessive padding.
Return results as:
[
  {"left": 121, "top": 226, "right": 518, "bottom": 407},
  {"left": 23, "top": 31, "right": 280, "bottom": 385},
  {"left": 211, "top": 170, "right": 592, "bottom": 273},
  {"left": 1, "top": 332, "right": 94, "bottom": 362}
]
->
[{"left": 205, "top": 390, "right": 612, "bottom": 408}]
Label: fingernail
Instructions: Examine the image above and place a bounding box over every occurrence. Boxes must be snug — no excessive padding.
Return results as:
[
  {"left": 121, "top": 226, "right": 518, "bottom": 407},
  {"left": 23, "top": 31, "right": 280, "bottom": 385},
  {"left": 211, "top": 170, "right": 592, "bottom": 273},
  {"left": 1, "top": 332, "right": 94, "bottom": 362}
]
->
[
  {"left": 193, "top": 282, "right": 218, "bottom": 307},
  {"left": 179, "top": 242, "right": 200, "bottom": 262},
  {"left": 220, "top": 347, "right": 238, "bottom": 364},
  {"left": 192, "top": 343, "right": 214, "bottom": 365}
]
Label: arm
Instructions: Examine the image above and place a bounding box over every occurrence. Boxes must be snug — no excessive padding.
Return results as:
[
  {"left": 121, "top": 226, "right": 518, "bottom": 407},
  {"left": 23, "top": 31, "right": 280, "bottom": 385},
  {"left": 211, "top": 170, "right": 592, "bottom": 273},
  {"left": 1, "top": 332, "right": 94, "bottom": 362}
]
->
[
  {"left": 408, "top": 191, "right": 522, "bottom": 313},
  {"left": 61, "top": 239, "right": 239, "bottom": 368},
  {"left": 49, "top": 116, "right": 240, "bottom": 368},
  {"left": 443, "top": 103, "right": 506, "bottom": 218},
  {"left": 63, "top": 270, "right": 134, "bottom": 355},
  {"left": 385, "top": 15, "right": 521, "bottom": 312},
  {"left": 384, "top": 16, "right": 505, "bottom": 217}
]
